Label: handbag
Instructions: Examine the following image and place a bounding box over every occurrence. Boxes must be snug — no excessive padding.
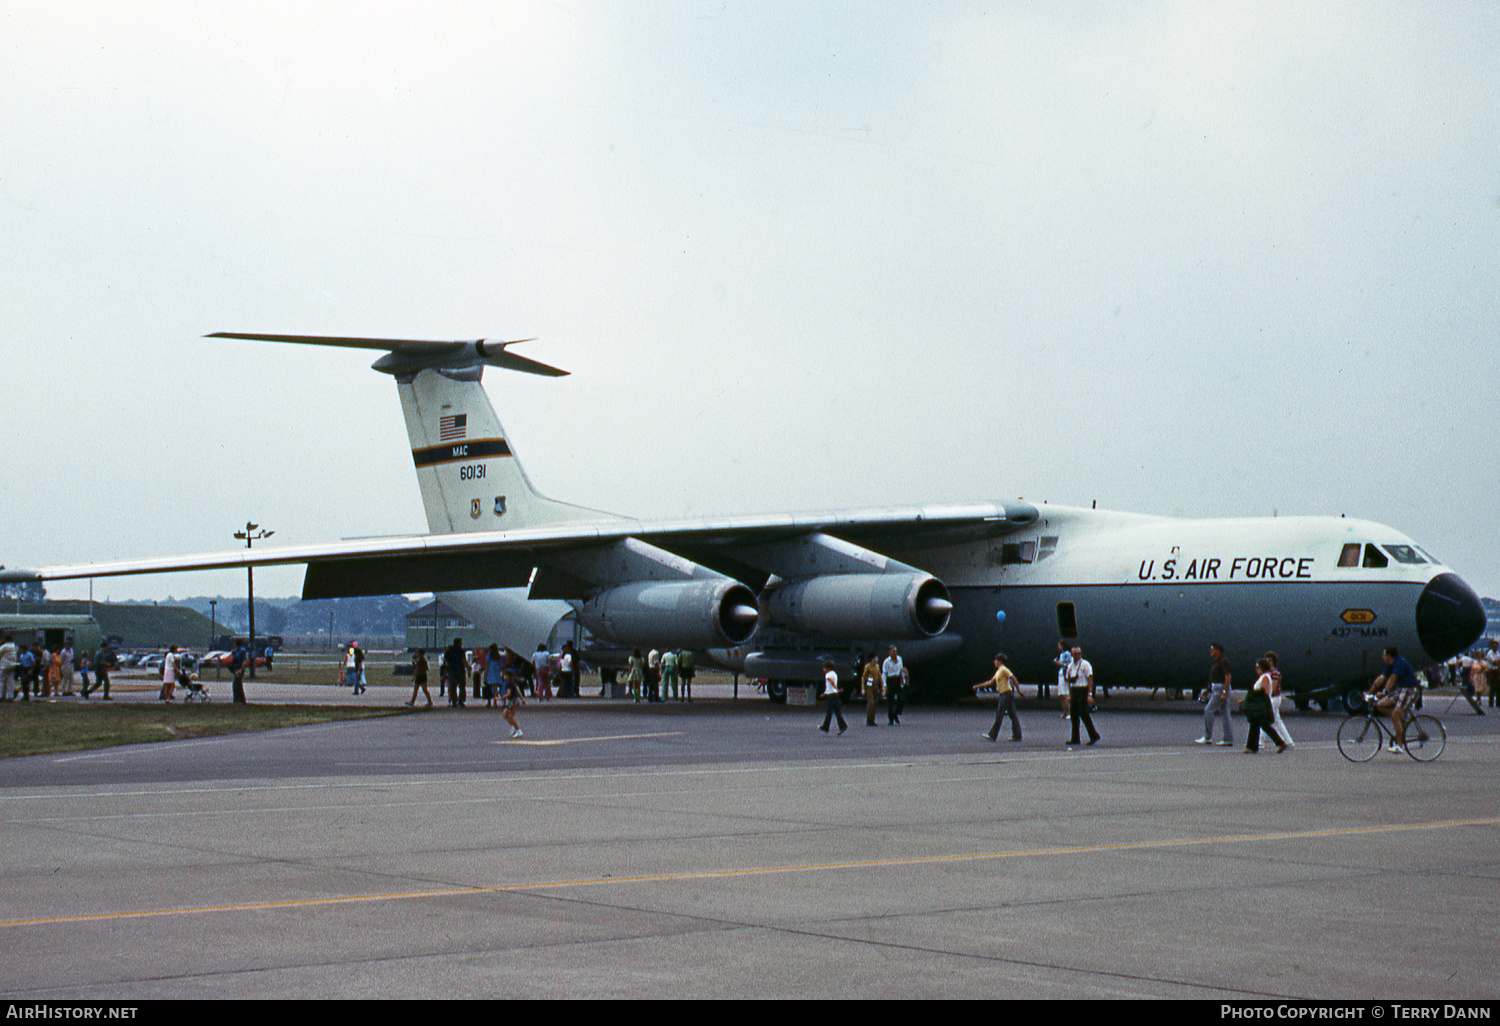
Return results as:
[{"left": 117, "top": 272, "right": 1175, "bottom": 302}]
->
[{"left": 1239, "top": 688, "right": 1270, "bottom": 717}]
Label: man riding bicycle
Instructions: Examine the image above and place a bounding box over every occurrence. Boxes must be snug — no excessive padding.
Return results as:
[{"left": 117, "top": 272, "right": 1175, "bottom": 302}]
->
[{"left": 1367, "top": 647, "right": 1421, "bottom": 753}]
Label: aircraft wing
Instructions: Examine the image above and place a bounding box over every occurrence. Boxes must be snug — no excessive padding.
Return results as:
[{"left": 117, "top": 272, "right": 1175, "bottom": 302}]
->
[{"left": 0, "top": 501, "right": 1040, "bottom": 599}]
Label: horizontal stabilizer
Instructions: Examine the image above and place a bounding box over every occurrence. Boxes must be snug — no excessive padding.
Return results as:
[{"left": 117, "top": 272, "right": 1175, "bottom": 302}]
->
[{"left": 207, "top": 333, "right": 568, "bottom": 377}]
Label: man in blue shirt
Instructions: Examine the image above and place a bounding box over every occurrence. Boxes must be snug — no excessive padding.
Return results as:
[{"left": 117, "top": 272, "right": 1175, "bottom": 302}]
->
[
  {"left": 230, "top": 641, "right": 250, "bottom": 704},
  {"left": 18, "top": 646, "right": 36, "bottom": 700},
  {"left": 1368, "top": 647, "right": 1421, "bottom": 752}
]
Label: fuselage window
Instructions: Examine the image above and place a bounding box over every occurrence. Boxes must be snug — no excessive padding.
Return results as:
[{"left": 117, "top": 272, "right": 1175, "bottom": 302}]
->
[
  {"left": 1381, "top": 545, "right": 1426, "bottom": 565},
  {"left": 1037, "top": 536, "right": 1059, "bottom": 560},
  {"left": 1338, "top": 543, "right": 1361, "bottom": 568},
  {"left": 1362, "top": 544, "right": 1389, "bottom": 569},
  {"left": 1000, "top": 541, "right": 1035, "bottom": 565}
]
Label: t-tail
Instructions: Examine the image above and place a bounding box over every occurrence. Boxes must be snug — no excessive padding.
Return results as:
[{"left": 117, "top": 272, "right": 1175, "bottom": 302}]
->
[{"left": 207, "top": 333, "right": 618, "bottom": 534}]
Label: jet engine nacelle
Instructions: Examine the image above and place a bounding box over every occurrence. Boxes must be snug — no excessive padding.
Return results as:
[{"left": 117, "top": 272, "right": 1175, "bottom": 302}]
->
[
  {"left": 578, "top": 579, "right": 760, "bottom": 650},
  {"left": 760, "top": 572, "right": 953, "bottom": 640}
]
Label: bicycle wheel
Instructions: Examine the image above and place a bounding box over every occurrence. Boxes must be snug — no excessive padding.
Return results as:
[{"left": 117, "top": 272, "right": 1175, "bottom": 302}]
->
[
  {"left": 1402, "top": 714, "right": 1446, "bottom": 762},
  {"left": 1337, "top": 715, "right": 1382, "bottom": 762}
]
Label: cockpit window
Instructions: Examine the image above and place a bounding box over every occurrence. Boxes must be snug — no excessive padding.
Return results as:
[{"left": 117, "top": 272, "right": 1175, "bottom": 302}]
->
[
  {"left": 1417, "top": 547, "right": 1441, "bottom": 565},
  {"left": 1340, "top": 542, "right": 1428, "bottom": 569}
]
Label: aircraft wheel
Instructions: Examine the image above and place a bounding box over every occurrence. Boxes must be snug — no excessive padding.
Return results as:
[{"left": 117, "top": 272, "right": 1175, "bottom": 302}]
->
[
  {"left": 766, "top": 679, "right": 787, "bottom": 704},
  {"left": 1341, "top": 686, "right": 1368, "bottom": 716}
]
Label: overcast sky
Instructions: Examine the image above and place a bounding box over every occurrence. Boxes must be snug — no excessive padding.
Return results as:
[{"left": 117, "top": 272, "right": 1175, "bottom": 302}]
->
[{"left": 4, "top": 1, "right": 1497, "bottom": 604}]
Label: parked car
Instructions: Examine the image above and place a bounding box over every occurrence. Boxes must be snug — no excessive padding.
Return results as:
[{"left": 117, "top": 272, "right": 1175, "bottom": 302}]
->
[
  {"left": 136, "top": 652, "right": 197, "bottom": 672},
  {"left": 198, "top": 650, "right": 266, "bottom": 669}
]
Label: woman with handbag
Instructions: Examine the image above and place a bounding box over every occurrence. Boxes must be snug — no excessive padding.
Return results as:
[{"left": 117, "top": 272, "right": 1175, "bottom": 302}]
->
[{"left": 1242, "top": 658, "right": 1288, "bottom": 754}]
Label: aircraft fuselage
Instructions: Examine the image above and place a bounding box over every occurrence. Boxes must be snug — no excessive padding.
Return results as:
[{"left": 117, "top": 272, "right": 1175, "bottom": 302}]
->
[{"left": 729, "top": 505, "right": 1485, "bottom": 700}]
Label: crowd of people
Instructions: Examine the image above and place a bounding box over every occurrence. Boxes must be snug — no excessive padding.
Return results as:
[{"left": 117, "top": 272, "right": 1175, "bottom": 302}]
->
[
  {"left": 10, "top": 627, "right": 1494, "bottom": 754},
  {"left": 0, "top": 635, "right": 118, "bottom": 701},
  {"left": 816, "top": 645, "right": 913, "bottom": 734},
  {"left": 371, "top": 633, "right": 1497, "bottom": 753},
  {"left": 618, "top": 647, "right": 697, "bottom": 703},
  {"left": 0, "top": 635, "right": 285, "bottom": 704},
  {"left": 963, "top": 642, "right": 1105, "bottom": 747},
  {"left": 385, "top": 638, "right": 587, "bottom": 737},
  {"left": 959, "top": 638, "right": 1497, "bottom": 754},
  {"left": 1435, "top": 639, "right": 1498, "bottom": 715},
  {"left": 1191, "top": 642, "right": 1292, "bottom": 753}
]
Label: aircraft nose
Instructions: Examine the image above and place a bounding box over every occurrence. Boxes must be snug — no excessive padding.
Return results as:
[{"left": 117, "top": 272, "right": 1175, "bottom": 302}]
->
[{"left": 1415, "top": 572, "right": 1486, "bottom": 662}]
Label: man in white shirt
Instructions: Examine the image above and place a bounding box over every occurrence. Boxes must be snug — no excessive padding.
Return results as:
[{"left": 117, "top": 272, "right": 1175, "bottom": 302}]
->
[
  {"left": 1065, "top": 645, "right": 1100, "bottom": 746},
  {"left": 819, "top": 660, "right": 847, "bottom": 734},
  {"left": 1053, "top": 641, "right": 1073, "bottom": 719},
  {"left": 882, "top": 646, "right": 908, "bottom": 725},
  {"left": 559, "top": 645, "right": 576, "bottom": 698},
  {"left": 0, "top": 635, "right": 16, "bottom": 702}
]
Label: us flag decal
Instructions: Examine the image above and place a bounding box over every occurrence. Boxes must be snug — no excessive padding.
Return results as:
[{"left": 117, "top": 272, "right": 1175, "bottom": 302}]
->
[{"left": 439, "top": 414, "right": 467, "bottom": 441}]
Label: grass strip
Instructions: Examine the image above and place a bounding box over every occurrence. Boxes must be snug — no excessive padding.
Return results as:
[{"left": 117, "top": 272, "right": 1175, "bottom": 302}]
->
[{"left": 0, "top": 702, "right": 412, "bottom": 759}]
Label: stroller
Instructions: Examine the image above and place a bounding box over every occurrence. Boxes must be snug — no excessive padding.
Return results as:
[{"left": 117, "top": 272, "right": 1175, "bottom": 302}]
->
[{"left": 179, "top": 669, "right": 210, "bottom": 702}]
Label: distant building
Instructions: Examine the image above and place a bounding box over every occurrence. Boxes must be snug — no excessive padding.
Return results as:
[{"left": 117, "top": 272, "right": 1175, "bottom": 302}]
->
[
  {"left": 404, "top": 599, "right": 494, "bottom": 653},
  {"left": 0, "top": 614, "right": 103, "bottom": 656}
]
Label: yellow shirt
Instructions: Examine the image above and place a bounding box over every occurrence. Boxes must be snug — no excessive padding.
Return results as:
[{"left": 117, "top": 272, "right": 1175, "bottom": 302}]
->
[{"left": 986, "top": 665, "right": 1017, "bottom": 695}]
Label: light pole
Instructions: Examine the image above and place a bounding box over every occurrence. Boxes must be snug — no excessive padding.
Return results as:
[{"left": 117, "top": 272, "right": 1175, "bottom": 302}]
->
[{"left": 233, "top": 522, "right": 273, "bottom": 701}]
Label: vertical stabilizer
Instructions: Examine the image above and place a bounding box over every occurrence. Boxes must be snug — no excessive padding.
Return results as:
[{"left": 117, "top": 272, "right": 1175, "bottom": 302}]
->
[
  {"left": 206, "top": 333, "right": 620, "bottom": 535},
  {"left": 396, "top": 365, "right": 617, "bottom": 534}
]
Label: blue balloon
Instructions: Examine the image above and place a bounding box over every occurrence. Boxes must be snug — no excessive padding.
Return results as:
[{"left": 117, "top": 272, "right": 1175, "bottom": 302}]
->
[{"left": 995, "top": 610, "right": 1006, "bottom": 624}]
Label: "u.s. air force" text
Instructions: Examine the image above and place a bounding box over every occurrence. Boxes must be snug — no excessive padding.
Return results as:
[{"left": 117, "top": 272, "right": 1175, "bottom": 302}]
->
[{"left": 1138, "top": 556, "right": 1315, "bottom": 581}]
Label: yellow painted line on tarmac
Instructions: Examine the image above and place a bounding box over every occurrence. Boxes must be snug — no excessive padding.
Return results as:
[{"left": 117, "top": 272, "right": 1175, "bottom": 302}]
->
[
  {"left": 4, "top": 815, "right": 1498, "bottom": 930},
  {"left": 494, "top": 731, "right": 683, "bottom": 746}
]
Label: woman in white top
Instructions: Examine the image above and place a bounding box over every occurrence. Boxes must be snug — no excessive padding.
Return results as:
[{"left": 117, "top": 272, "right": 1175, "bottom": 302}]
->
[
  {"left": 1262, "top": 651, "right": 1294, "bottom": 748},
  {"left": 160, "top": 647, "right": 179, "bottom": 702},
  {"left": 1243, "top": 658, "right": 1288, "bottom": 754},
  {"left": 624, "top": 649, "right": 645, "bottom": 703}
]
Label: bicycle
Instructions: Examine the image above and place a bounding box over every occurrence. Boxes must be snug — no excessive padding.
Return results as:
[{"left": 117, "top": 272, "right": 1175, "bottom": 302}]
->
[{"left": 1336, "top": 698, "right": 1445, "bottom": 762}]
